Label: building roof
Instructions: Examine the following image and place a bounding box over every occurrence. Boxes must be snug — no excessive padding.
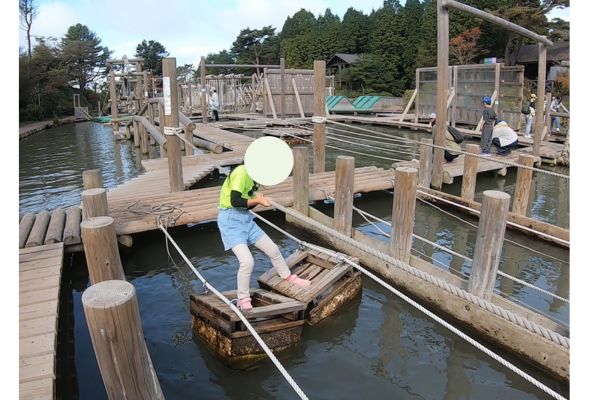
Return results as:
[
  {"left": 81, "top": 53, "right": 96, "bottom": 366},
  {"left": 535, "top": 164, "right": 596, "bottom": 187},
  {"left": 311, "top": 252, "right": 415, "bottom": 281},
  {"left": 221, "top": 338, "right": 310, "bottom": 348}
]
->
[
  {"left": 516, "top": 41, "right": 569, "bottom": 64},
  {"left": 327, "top": 53, "right": 361, "bottom": 67}
]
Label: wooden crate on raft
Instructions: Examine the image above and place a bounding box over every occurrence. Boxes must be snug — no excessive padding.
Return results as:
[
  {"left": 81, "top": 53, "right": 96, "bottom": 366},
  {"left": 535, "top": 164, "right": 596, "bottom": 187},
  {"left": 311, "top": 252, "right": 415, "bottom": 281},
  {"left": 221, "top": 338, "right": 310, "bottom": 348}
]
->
[
  {"left": 190, "top": 289, "right": 306, "bottom": 369},
  {"left": 257, "top": 248, "right": 362, "bottom": 325}
]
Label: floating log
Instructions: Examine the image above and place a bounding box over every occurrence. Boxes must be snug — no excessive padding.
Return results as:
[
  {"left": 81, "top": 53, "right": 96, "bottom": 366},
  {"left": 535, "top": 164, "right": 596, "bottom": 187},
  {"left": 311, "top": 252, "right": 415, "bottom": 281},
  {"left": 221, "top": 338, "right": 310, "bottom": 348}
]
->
[
  {"left": 257, "top": 249, "right": 362, "bottom": 325},
  {"left": 19, "top": 213, "right": 36, "bottom": 249},
  {"left": 44, "top": 208, "right": 66, "bottom": 244},
  {"left": 190, "top": 289, "right": 306, "bottom": 369},
  {"left": 63, "top": 207, "right": 82, "bottom": 245},
  {"left": 192, "top": 135, "right": 223, "bottom": 153},
  {"left": 25, "top": 211, "right": 51, "bottom": 248}
]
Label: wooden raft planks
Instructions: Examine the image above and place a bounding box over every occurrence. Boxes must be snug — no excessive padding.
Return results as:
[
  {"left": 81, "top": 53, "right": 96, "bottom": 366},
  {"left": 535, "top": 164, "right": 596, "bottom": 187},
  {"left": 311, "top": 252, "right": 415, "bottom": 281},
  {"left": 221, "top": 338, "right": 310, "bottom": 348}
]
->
[
  {"left": 19, "top": 242, "right": 64, "bottom": 400},
  {"left": 108, "top": 166, "right": 395, "bottom": 235}
]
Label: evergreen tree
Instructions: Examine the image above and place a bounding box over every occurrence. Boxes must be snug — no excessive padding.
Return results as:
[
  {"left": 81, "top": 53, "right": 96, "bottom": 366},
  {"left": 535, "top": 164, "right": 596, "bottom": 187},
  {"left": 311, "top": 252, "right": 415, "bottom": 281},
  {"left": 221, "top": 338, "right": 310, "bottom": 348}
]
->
[
  {"left": 230, "top": 26, "right": 277, "bottom": 75},
  {"left": 280, "top": 9, "right": 317, "bottom": 40},
  {"left": 398, "top": 0, "right": 425, "bottom": 89},
  {"left": 338, "top": 8, "right": 371, "bottom": 54},
  {"left": 205, "top": 50, "right": 235, "bottom": 74},
  {"left": 135, "top": 40, "right": 169, "bottom": 76},
  {"left": 60, "top": 24, "right": 111, "bottom": 92}
]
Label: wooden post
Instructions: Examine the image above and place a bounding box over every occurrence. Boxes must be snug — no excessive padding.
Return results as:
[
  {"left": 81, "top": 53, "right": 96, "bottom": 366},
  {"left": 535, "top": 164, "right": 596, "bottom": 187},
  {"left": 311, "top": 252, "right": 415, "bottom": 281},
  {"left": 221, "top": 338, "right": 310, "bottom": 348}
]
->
[
  {"left": 418, "top": 138, "right": 433, "bottom": 188},
  {"left": 109, "top": 71, "right": 118, "bottom": 133},
  {"left": 135, "top": 62, "right": 142, "bottom": 113},
  {"left": 293, "top": 147, "right": 310, "bottom": 215},
  {"left": 201, "top": 56, "right": 208, "bottom": 124},
  {"left": 25, "top": 211, "right": 50, "bottom": 248},
  {"left": 389, "top": 167, "right": 418, "bottom": 263},
  {"left": 544, "top": 92, "right": 552, "bottom": 139},
  {"left": 81, "top": 216, "right": 125, "bottom": 284},
  {"left": 313, "top": 60, "right": 326, "bottom": 174},
  {"left": 432, "top": 0, "right": 449, "bottom": 190},
  {"left": 461, "top": 144, "right": 480, "bottom": 201},
  {"left": 83, "top": 169, "right": 103, "bottom": 190},
  {"left": 533, "top": 42, "right": 547, "bottom": 156},
  {"left": 162, "top": 58, "right": 184, "bottom": 192},
  {"left": 467, "top": 190, "right": 510, "bottom": 300},
  {"left": 140, "top": 121, "right": 149, "bottom": 155},
  {"left": 44, "top": 208, "right": 66, "bottom": 244},
  {"left": 82, "top": 280, "right": 164, "bottom": 400},
  {"left": 82, "top": 188, "right": 109, "bottom": 220},
  {"left": 125, "top": 123, "right": 131, "bottom": 140},
  {"left": 251, "top": 73, "right": 257, "bottom": 112},
  {"left": 333, "top": 156, "right": 355, "bottom": 237},
  {"left": 132, "top": 120, "right": 140, "bottom": 147},
  {"left": 512, "top": 154, "right": 536, "bottom": 216},
  {"left": 451, "top": 66, "right": 458, "bottom": 127},
  {"left": 19, "top": 213, "right": 36, "bottom": 249},
  {"left": 143, "top": 71, "right": 149, "bottom": 100},
  {"left": 494, "top": 62, "right": 501, "bottom": 115},
  {"left": 280, "top": 57, "right": 286, "bottom": 120},
  {"left": 414, "top": 69, "right": 420, "bottom": 124},
  {"left": 158, "top": 103, "right": 166, "bottom": 158}
]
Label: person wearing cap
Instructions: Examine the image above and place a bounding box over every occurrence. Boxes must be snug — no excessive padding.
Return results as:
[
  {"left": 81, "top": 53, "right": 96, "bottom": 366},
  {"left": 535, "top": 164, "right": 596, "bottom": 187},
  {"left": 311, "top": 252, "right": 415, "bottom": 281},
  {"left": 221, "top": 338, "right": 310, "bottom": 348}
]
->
[
  {"left": 216, "top": 164, "right": 310, "bottom": 312},
  {"left": 492, "top": 120, "right": 519, "bottom": 155},
  {"left": 429, "top": 112, "right": 462, "bottom": 163},
  {"left": 480, "top": 96, "right": 496, "bottom": 156},
  {"left": 524, "top": 93, "right": 536, "bottom": 138}
]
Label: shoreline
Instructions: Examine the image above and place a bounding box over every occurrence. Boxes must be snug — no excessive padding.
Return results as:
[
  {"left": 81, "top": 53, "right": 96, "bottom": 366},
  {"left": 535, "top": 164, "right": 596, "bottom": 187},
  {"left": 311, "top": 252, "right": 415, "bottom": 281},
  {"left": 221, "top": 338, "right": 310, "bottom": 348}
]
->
[{"left": 19, "top": 116, "right": 79, "bottom": 140}]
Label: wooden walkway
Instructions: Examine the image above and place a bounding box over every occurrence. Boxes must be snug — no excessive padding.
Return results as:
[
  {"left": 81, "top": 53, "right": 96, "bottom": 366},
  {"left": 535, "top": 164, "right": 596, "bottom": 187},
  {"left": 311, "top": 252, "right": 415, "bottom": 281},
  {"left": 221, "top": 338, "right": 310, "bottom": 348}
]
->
[
  {"left": 108, "top": 166, "right": 394, "bottom": 235},
  {"left": 19, "top": 242, "right": 64, "bottom": 400}
]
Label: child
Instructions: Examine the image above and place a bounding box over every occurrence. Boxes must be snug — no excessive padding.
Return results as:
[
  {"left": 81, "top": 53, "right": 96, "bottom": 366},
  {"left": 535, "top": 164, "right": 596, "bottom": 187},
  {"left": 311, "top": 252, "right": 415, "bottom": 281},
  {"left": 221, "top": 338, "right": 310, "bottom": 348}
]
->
[
  {"left": 217, "top": 164, "right": 310, "bottom": 312},
  {"left": 429, "top": 113, "right": 462, "bottom": 163},
  {"left": 480, "top": 96, "right": 496, "bottom": 156}
]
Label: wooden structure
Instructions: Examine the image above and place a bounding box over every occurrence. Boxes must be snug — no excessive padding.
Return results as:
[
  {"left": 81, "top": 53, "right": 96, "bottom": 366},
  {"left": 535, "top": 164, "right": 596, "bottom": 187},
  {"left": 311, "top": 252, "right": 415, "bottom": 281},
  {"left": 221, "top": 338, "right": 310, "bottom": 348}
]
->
[
  {"left": 19, "top": 207, "right": 83, "bottom": 250},
  {"left": 415, "top": 64, "right": 524, "bottom": 130},
  {"left": 19, "top": 242, "right": 64, "bottom": 399},
  {"left": 258, "top": 249, "right": 362, "bottom": 325},
  {"left": 190, "top": 289, "right": 306, "bottom": 369}
]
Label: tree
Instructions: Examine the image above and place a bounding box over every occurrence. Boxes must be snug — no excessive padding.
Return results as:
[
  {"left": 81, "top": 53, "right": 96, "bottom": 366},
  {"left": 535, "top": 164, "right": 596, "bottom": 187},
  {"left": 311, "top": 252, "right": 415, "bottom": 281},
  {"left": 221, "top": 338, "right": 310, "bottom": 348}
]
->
[
  {"left": 230, "top": 26, "right": 277, "bottom": 75},
  {"left": 176, "top": 64, "right": 195, "bottom": 82},
  {"left": 449, "top": 27, "right": 482, "bottom": 64},
  {"left": 347, "top": 53, "right": 399, "bottom": 95},
  {"left": 548, "top": 17, "right": 569, "bottom": 41},
  {"left": 280, "top": 9, "right": 316, "bottom": 40},
  {"left": 205, "top": 50, "right": 235, "bottom": 74},
  {"left": 19, "top": 0, "right": 38, "bottom": 69},
  {"left": 338, "top": 8, "right": 371, "bottom": 54},
  {"left": 397, "top": 0, "right": 425, "bottom": 89},
  {"left": 135, "top": 40, "right": 169, "bottom": 75},
  {"left": 60, "top": 24, "right": 112, "bottom": 92}
]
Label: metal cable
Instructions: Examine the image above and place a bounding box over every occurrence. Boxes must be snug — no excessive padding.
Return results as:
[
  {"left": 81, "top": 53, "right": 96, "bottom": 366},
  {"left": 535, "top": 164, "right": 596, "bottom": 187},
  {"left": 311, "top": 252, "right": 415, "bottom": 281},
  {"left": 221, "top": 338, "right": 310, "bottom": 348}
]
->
[
  {"left": 249, "top": 207, "right": 567, "bottom": 400},
  {"left": 267, "top": 200, "right": 569, "bottom": 349},
  {"left": 157, "top": 224, "right": 310, "bottom": 400}
]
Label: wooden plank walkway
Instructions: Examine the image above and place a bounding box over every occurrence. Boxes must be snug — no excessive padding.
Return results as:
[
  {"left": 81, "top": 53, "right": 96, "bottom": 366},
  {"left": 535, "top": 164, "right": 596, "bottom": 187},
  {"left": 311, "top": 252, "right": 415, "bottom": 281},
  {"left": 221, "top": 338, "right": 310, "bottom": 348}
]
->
[
  {"left": 108, "top": 166, "right": 394, "bottom": 235},
  {"left": 19, "top": 242, "right": 64, "bottom": 400}
]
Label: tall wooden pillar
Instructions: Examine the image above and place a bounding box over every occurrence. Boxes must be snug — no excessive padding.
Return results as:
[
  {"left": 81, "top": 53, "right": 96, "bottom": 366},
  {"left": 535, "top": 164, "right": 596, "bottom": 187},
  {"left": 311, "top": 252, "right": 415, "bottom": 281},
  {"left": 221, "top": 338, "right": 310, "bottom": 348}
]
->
[
  {"left": 432, "top": 0, "right": 449, "bottom": 190},
  {"left": 333, "top": 156, "right": 355, "bottom": 237},
  {"left": 389, "top": 167, "right": 418, "bottom": 263},
  {"left": 201, "top": 56, "right": 208, "bottom": 124},
  {"left": 313, "top": 60, "right": 326, "bottom": 174},
  {"left": 280, "top": 57, "right": 286, "bottom": 120},
  {"left": 293, "top": 147, "right": 309, "bottom": 215},
  {"left": 533, "top": 42, "right": 547, "bottom": 156},
  {"left": 162, "top": 58, "right": 184, "bottom": 192},
  {"left": 109, "top": 71, "right": 118, "bottom": 133}
]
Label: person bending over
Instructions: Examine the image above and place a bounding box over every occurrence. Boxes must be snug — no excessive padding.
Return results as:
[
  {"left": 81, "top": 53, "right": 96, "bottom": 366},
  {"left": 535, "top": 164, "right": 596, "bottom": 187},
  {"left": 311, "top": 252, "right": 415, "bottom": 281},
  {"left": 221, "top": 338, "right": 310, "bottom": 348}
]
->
[{"left": 491, "top": 121, "right": 519, "bottom": 156}]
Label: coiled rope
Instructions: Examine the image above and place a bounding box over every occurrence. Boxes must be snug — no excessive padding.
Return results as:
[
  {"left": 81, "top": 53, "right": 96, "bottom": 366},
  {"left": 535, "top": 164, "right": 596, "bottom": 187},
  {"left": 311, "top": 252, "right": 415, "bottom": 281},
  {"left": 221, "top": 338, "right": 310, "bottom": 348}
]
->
[
  {"left": 266, "top": 200, "right": 570, "bottom": 349},
  {"left": 157, "top": 224, "right": 309, "bottom": 400},
  {"left": 249, "top": 206, "right": 567, "bottom": 400}
]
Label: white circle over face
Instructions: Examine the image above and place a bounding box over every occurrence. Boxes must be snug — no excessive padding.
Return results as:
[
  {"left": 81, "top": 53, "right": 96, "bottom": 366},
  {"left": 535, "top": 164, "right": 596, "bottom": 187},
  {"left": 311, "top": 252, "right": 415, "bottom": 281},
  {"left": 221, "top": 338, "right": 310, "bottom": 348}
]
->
[{"left": 244, "top": 137, "right": 293, "bottom": 186}]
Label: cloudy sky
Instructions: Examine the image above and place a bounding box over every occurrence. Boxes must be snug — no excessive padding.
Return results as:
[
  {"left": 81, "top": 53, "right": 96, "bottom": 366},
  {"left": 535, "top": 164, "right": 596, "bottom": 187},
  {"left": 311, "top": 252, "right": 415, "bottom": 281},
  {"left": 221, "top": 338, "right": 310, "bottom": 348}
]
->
[{"left": 17, "top": 0, "right": 570, "bottom": 68}]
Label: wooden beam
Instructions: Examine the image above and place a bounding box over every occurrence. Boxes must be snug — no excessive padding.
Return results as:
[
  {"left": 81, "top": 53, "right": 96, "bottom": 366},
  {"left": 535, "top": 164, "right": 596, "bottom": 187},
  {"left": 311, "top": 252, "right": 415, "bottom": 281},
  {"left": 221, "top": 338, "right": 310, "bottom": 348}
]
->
[
  {"left": 390, "top": 167, "right": 418, "bottom": 263},
  {"left": 333, "top": 156, "right": 355, "bottom": 237},
  {"left": 432, "top": 0, "right": 449, "bottom": 190},
  {"left": 533, "top": 43, "right": 547, "bottom": 155},
  {"left": 291, "top": 78, "right": 305, "bottom": 118},
  {"left": 461, "top": 144, "right": 480, "bottom": 200},
  {"left": 162, "top": 57, "right": 184, "bottom": 192},
  {"left": 400, "top": 88, "right": 417, "bottom": 123},
  {"left": 313, "top": 60, "right": 326, "bottom": 173}
]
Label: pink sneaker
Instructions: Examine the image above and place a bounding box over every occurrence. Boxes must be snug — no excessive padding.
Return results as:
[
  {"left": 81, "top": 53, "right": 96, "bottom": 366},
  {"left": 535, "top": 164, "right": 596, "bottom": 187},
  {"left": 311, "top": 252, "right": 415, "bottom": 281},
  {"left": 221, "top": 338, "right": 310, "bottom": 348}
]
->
[
  {"left": 237, "top": 297, "right": 253, "bottom": 312},
  {"left": 285, "top": 274, "right": 311, "bottom": 288}
]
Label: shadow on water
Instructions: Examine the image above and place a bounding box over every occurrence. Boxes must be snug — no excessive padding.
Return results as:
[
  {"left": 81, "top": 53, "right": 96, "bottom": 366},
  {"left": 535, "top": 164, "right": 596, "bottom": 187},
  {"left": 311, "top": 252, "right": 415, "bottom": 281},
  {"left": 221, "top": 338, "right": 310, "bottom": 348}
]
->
[{"left": 21, "top": 122, "right": 569, "bottom": 399}]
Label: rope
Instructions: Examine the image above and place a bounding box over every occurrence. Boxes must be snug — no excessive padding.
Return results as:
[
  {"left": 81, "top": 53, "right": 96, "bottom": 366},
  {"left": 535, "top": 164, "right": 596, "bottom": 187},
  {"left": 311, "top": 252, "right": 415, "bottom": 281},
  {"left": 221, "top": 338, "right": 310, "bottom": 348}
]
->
[
  {"left": 340, "top": 191, "right": 570, "bottom": 304},
  {"left": 157, "top": 224, "right": 309, "bottom": 400},
  {"left": 124, "top": 201, "right": 184, "bottom": 228},
  {"left": 324, "top": 119, "right": 570, "bottom": 180},
  {"left": 267, "top": 200, "right": 570, "bottom": 349},
  {"left": 415, "top": 189, "right": 570, "bottom": 247},
  {"left": 249, "top": 207, "right": 567, "bottom": 400}
]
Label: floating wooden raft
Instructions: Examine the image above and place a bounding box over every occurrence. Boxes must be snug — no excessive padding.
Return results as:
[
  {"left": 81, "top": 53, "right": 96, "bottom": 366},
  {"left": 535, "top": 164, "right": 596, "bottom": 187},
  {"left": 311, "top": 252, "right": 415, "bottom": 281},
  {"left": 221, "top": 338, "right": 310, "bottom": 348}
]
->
[
  {"left": 258, "top": 249, "right": 362, "bottom": 325},
  {"left": 19, "top": 207, "right": 82, "bottom": 249},
  {"left": 190, "top": 289, "right": 306, "bottom": 369}
]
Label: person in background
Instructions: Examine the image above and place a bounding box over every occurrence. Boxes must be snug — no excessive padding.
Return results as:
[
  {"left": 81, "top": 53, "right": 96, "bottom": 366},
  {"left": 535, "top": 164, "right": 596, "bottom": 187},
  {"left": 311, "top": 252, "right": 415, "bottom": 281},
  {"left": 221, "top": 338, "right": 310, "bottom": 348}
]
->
[
  {"left": 429, "top": 112, "right": 462, "bottom": 163},
  {"left": 217, "top": 164, "right": 310, "bottom": 312},
  {"left": 210, "top": 89, "right": 220, "bottom": 122},
  {"left": 550, "top": 96, "right": 567, "bottom": 132},
  {"left": 480, "top": 96, "right": 496, "bottom": 156},
  {"left": 524, "top": 93, "right": 536, "bottom": 138},
  {"left": 491, "top": 120, "right": 519, "bottom": 156}
]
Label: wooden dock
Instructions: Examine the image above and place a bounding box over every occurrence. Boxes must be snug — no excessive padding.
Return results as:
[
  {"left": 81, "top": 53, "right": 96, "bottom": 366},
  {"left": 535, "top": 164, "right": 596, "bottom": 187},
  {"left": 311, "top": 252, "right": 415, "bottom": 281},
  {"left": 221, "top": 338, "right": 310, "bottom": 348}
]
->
[
  {"left": 19, "top": 242, "right": 64, "bottom": 399},
  {"left": 108, "top": 165, "right": 394, "bottom": 235}
]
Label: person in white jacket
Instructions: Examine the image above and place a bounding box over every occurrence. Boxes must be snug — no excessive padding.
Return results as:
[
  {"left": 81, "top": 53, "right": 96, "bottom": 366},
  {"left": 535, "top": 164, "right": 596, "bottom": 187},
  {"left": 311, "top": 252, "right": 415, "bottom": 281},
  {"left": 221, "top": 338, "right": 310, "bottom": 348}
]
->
[
  {"left": 492, "top": 120, "right": 519, "bottom": 155},
  {"left": 210, "top": 89, "right": 220, "bottom": 121}
]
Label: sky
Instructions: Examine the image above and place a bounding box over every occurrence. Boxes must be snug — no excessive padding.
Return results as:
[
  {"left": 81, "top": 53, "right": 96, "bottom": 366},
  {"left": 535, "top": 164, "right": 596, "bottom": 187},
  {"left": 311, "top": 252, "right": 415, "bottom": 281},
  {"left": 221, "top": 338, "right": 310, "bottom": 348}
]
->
[{"left": 17, "top": 0, "right": 570, "bottom": 68}]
